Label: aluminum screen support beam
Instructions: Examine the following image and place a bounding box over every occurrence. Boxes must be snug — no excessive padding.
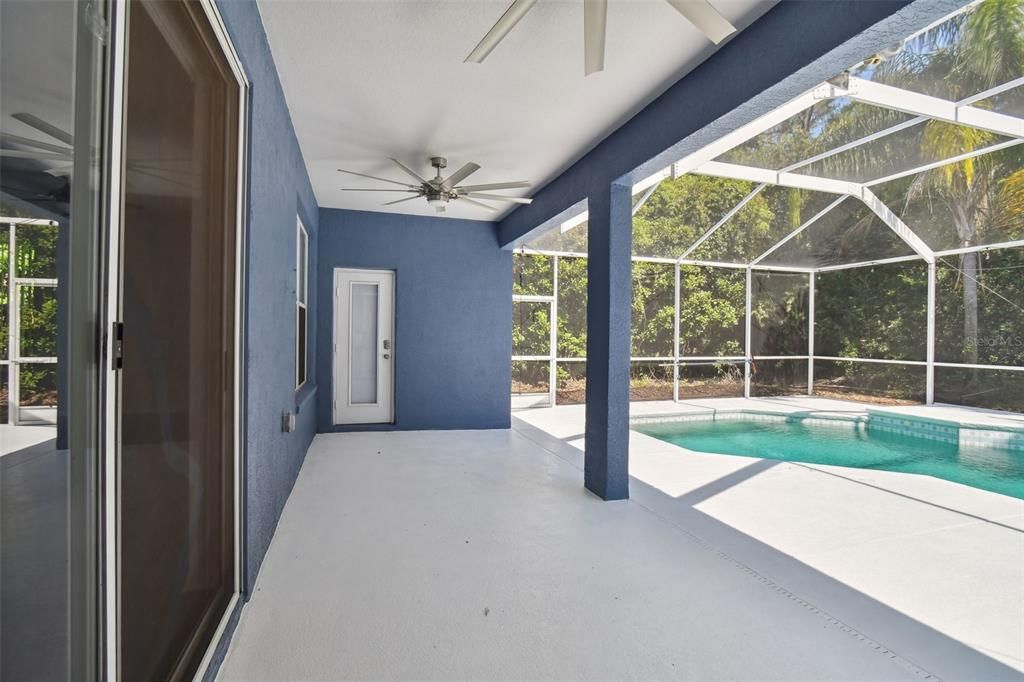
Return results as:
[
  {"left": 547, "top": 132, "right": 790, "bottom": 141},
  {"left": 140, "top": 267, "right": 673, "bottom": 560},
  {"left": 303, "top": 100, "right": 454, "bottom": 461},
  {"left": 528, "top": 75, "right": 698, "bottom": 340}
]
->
[
  {"left": 632, "top": 167, "right": 672, "bottom": 196},
  {"left": 744, "top": 266, "right": 753, "bottom": 398},
  {"left": 864, "top": 139, "right": 1024, "bottom": 187},
  {"left": 673, "top": 261, "right": 680, "bottom": 402},
  {"left": 550, "top": 256, "right": 559, "bottom": 407},
  {"left": 584, "top": 182, "right": 633, "bottom": 501},
  {"left": 783, "top": 77, "right": 1024, "bottom": 179},
  {"left": 858, "top": 188, "right": 935, "bottom": 263},
  {"left": 751, "top": 196, "right": 848, "bottom": 265},
  {"left": 694, "top": 161, "right": 859, "bottom": 195},
  {"left": 693, "top": 164, "right": 936, "bottom": 264},
  {"left": 672, "top": 86, "right": 830, "bottom": 177},
  {"left": 814, "top": 254, "right": 926, "bottom": 272},
  {"left": 808, "top": 272, "right": 815, "bottom": 397},
  {"left": 6, "top": 223, "right": 16, "bottom": 425},
  {"left": 631, "top": 182, "right": 661, "bottom": 217},
  {"left": 558, "top": 168, "right": 671, "bottom": 234},
  {"left": 679, "top": 184, "right": 766, "bottom": 261},
  {"left": 687, "top": 160, "right": 937, "bottom": 266},
  {"left": 843, "top": 77, "right": 1024, "bottom": 140},
  {"left": 926, "top": 261, "right": 936, "bottom": 405}
]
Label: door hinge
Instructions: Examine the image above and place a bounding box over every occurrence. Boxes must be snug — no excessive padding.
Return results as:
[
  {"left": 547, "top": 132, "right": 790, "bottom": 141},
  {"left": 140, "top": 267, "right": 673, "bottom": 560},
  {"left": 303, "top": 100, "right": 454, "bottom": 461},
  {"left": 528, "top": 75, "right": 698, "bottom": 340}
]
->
[{"left": 112, "top": 321, "right": 124, "bottom": 370}]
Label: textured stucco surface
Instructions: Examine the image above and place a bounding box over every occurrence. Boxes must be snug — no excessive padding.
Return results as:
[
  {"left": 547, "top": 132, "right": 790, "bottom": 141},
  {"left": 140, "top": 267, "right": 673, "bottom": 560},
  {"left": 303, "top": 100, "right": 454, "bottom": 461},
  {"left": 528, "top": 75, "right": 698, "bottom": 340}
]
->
[
  {"left": 216, "top": 0, "right": 320, "bottom": 594},
  {"left": 498, "top": 0, "right": 966, "bottom": 246},
  {"left": 582, "top": 183, "right": 633, "bottom": 500},
  {"left": 316, "top": 209, "right": 511, "bottom": 432}
]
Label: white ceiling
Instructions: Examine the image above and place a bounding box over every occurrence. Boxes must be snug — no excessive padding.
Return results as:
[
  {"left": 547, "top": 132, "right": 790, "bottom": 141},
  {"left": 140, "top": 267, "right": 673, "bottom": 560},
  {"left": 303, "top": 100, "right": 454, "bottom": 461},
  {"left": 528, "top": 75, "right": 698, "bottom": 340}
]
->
[{"left": 257, "top": 0, "right": 775, "bottom": 220}]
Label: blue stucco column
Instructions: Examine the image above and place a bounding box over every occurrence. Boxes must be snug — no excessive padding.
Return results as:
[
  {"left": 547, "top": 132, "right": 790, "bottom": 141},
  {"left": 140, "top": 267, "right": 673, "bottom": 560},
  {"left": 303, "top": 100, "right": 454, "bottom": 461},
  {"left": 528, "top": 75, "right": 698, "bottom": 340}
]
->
[{"left": 584, "top": 181, "right": 633, "bottom": 500}]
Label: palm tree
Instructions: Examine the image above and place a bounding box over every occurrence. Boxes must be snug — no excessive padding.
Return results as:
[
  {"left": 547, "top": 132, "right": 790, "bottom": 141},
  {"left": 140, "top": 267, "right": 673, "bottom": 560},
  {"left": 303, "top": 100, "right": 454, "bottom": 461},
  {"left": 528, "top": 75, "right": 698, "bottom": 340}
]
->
[
  {"left": 850, "top": 0, "right": 1024, "bottom": 362},
  {"left": 912, "top": 0, "right": 1024, "bottom": 361}
]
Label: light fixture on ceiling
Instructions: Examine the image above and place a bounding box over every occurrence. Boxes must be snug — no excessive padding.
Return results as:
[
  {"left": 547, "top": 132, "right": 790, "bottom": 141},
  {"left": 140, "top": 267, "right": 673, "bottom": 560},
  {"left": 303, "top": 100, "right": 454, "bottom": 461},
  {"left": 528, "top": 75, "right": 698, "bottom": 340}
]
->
[
  {"left": 464, "top": 0, "right": 737, "bottom": 76},
  {"left": 338, "top": 156, "right": 533, "bottom": 213}
]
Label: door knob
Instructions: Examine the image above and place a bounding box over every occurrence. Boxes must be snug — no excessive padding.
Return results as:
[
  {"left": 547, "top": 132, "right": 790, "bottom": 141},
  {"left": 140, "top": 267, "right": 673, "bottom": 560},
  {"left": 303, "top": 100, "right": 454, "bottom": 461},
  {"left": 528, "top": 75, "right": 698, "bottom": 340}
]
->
[{"left": 382, "top": 353, "right": 390, "bottom": 359}]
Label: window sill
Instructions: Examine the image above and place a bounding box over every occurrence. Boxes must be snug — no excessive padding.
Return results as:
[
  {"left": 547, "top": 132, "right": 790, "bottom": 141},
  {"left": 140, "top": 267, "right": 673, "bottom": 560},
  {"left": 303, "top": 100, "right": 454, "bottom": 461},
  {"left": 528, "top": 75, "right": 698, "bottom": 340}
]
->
[{"left": 295, "top": 383, "right": 316, "bottom": 413}]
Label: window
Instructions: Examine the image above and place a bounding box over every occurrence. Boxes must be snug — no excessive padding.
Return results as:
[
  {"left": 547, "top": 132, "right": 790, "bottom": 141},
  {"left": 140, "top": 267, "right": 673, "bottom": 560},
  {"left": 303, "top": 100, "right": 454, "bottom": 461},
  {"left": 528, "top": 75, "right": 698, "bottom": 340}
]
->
[{"left": 296, "top": 217, "right": 308, "bottom": 388}]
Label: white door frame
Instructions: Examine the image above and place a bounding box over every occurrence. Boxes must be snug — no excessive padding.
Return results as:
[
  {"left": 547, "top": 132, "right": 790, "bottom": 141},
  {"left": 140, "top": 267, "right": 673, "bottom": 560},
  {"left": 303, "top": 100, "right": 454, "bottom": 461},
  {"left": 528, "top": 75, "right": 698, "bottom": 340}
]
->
[{"left": 333, "top": 268, "right": 395, "bottom": 425}]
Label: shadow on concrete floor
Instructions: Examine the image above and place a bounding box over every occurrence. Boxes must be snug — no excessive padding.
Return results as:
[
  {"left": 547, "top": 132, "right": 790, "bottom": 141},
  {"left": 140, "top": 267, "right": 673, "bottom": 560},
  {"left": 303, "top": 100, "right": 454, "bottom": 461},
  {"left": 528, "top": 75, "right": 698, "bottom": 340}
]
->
[{"left": 513, "top": 417, "right": 1024, "bottom": 682}]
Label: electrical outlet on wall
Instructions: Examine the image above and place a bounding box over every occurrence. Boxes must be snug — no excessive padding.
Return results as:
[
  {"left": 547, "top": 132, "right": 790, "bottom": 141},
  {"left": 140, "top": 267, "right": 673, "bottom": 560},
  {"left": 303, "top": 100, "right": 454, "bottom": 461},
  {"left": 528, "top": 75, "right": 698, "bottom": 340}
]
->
[{"left": 281, "top": 411, "right": 295, "bottom": 433}]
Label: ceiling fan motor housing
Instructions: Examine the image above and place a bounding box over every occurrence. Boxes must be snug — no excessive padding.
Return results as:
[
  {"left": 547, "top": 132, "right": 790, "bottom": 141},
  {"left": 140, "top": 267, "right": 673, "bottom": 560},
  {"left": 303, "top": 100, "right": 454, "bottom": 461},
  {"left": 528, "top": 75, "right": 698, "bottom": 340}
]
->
[
  {"left": 425, "top": 185, "right": 453, "bottom": 202},
  {"left": 337, "top": 156, "right": 532, "bottom": 213}
]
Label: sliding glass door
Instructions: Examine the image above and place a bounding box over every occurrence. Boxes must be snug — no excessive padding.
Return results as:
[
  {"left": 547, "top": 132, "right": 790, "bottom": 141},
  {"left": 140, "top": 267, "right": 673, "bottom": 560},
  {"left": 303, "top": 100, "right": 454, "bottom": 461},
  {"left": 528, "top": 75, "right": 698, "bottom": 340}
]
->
[
  {"left": 1, "top": 0, "right": 109, "bottom": 679},
  {"left": 118, "top": 0, "right": 241, "bottom": 678}
]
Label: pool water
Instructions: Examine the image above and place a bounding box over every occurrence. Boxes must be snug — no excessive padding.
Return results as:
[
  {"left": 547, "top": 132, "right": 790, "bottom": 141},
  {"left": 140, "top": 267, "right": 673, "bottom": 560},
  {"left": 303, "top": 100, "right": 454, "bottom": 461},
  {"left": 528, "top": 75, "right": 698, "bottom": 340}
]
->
[{"left": 634, "top": 418, "right": 1024, "bottom": 500}]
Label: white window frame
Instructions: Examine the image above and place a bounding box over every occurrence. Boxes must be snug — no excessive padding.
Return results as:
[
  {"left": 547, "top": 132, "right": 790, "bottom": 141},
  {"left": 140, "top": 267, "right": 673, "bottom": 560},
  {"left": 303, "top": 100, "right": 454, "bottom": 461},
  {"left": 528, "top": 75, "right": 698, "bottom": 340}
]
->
[{"left": 296, "top": 216, "right": 309, "bottom": 389}]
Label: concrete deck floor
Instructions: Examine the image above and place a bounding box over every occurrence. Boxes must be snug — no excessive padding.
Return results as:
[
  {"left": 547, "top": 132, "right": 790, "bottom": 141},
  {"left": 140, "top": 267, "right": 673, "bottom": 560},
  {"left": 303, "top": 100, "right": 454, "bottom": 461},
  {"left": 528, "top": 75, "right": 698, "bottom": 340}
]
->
[
  {"left": 1, "top": 425, "right": 67, "bottom": 680},
  {"left": 221, "top": 399, "right": 1024, "bottom": 681}
]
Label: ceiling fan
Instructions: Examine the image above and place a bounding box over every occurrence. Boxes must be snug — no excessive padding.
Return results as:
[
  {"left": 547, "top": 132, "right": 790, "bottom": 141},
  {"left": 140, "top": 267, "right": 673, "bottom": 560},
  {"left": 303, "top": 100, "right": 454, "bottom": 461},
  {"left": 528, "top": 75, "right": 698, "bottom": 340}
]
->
[
  {"left": 465, "top": 0, "right": 737, "bottom": 76},
  {"left": 338, "top": 157, "right": 532, "bottom": 213},
  {"left": 1, "top": 112, "right": 73, "bottom": 171}
]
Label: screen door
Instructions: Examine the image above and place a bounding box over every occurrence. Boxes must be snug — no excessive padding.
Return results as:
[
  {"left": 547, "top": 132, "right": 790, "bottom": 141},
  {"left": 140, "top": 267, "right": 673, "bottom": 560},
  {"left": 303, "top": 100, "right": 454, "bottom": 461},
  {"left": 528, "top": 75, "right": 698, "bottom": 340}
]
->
[{"left": 118, "top": 0, "right": 239, "bottom": 678}]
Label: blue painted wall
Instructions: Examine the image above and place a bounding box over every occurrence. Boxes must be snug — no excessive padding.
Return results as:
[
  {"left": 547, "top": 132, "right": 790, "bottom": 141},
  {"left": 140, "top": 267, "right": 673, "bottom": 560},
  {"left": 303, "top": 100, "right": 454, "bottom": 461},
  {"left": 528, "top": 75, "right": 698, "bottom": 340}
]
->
[
  {"left": 217, "top": 0, "right": 319, "bottom": 593},
  {"left": 317, "top": 209, "right": 511, "bottom": 432}
]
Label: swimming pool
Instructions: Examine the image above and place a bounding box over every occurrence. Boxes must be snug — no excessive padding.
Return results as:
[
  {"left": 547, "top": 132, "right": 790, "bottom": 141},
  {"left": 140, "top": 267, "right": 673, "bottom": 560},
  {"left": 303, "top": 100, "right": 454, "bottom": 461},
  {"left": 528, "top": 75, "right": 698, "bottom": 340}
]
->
[{"left": 634, "top": 417, "right": 1024, "bottom": 500}]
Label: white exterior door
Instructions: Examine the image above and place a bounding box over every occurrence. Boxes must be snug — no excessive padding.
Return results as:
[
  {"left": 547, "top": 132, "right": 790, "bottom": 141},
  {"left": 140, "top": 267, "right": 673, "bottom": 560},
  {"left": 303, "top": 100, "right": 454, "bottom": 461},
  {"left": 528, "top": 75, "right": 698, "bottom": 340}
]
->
[{"left": 333, "top": 268, "right": 395, "bottom": 424}]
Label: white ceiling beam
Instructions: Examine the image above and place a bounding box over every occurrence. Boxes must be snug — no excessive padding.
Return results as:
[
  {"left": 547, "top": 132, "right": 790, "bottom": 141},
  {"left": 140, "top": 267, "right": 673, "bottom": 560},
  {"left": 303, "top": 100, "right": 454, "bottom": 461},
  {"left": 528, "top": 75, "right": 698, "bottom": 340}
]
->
[{"left": 843, "top": 77, "right": 1024, "bottom": 139}]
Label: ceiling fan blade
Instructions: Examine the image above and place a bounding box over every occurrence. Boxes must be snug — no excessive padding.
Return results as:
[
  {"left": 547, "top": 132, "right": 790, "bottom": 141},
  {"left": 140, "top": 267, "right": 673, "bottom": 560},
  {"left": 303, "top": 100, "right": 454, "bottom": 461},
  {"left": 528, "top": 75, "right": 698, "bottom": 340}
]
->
[
  {"left": 455, "top": 181, "right": 530, "bottom": 192},
  {"left": 337, "top": 168, "right": 419, "bottom": 188},
  {"left": 1, "top": 132, "right": 71, "bottom": 155},
  {"left": 463, "top": 192, "right": 532, "bottom": 205},
  {"left": 584, "top": 0, "right": 608, "bottom": 76},
  {"left": 383, "top": 195, "right": 422, "bottom": 206},
  {"left": 388, "top": 157, "right": 429, "bottom": 185},
  {"left": 12, "top": 113, "right": 74, "bottom": 145},
  {"left": 0, "top": 149, "right": 70, "bottom": 162},
  {"left": 663, "top": 0, "right": 736, "bottom": 44},
  {"left": 464, "top": 0, "right": 538, "bottom": 63},
  {"left": 443, "top": 162, "right": 480, "bottom": 188},
  {"left": 458, "top": 196, "right": 498, "bottom": 212},
  {"left": 339, "top": 188, "right": 420, "bottom": 192}
]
